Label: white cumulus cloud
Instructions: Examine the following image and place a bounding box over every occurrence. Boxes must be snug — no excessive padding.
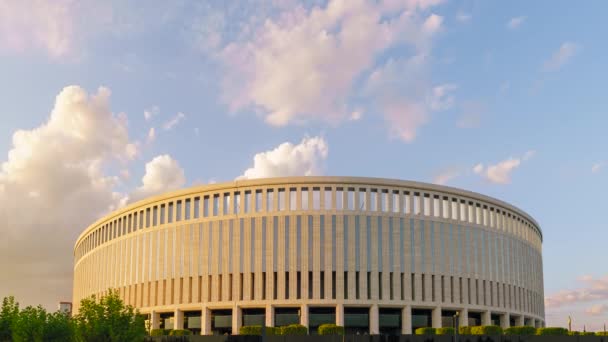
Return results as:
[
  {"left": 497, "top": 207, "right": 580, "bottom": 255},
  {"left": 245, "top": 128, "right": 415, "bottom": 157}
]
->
[
  {"left": 473, "top": 150, "right": 535, "bottom": 184},
  {"left": 0, "top": 85, "right": 137, "bottom": 308},
  {"left": 238, "top": 136, "right": 328, "bottom": 180},
  {"left": 131, "top": 155, "right": 186, "bottom": 201}
]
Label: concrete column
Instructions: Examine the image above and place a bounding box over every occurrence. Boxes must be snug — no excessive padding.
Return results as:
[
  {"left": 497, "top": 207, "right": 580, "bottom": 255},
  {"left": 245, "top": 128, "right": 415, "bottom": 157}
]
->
[
  {"left": 174, "top": 309, "right": 184, "bottom": 330},
  {"left": 516, "top": 315, "right": 524, "bottom": 326},
  {"left": 151, "top": 311, "right": 160, "bottom": 330},
  {"left": 201, "top": 308, "right": 211, "bottom": 335},
  {"left": 459, "top": 308, "right": 469, "bottom": 327},
  {"left": 336, "top": 304, "right": 344, "bottom": 326},
  {"left": 402, "top": 306, "right": 412, "bottom": 335},
  {"left": 300, "top": 304, "right": 309, "bottom": 331},
  {"left": 481, "top": 311, "right": 491, "bottom": 326},
  {"left": 266, "top": 304, "right": 274, "bottom": 327},
  {"left": 432, "top": 307, "right": 442, "bottom": 329},
  {"left": 232, "top": 306, "right": 242, "bottom": 335},
  {"left": 500, "top": 313, "right": 509, "bottom": 329},
  {"left": 369, "top": 304, "right": 379, "bottom": 334}
]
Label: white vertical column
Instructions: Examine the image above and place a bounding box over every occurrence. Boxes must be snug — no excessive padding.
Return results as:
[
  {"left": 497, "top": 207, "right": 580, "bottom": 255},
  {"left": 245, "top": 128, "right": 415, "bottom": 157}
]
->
[
  {"left": 266, "top": 304, "right": 274, "bottom": 327},
  {"left": 500, "top": 313, "right": 509, "bottom": 329},
  {"left": 481, "top": 310, "right": 491, "bottom": 326},
  {"left": 232, "top": 306, "right": 242, "bottom": 335},
  {"left": 174, "top": 309, "right": 184, "bottom": 330},
  {"left": 402, "top": 306, "right": 412, "bottom": 335},
  {"left": 432, "top": 307, "right": 442, "bottom": 329},
  {"left": 336, "top": 304, "right": 344, "bottom": 326},
  {"left": 151, "top": 310, "right": 160, "bottom": 330},
  {"left": 369, "top": 304, "right": 379, "bottom": 335},
  {"left": 201, "top": 307, "right": 211, "bottom": 335},
  {"left": 459, "top": 308, "right": 469, "bottom": 327},
  {"left": 300, "top": 304, "right": 309, "bottom": 330}
]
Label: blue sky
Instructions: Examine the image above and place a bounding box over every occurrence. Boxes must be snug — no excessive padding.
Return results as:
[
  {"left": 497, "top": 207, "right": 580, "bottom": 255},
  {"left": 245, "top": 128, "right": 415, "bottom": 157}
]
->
[{"left": 1, "top": 0, "right": 607, "bottom": 329}]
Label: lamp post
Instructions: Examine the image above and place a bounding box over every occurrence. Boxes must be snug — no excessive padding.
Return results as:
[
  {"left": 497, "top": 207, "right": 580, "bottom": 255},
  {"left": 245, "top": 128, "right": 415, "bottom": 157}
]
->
[{"left": 453, "top": 311, "right": 460, "bottom": 342}]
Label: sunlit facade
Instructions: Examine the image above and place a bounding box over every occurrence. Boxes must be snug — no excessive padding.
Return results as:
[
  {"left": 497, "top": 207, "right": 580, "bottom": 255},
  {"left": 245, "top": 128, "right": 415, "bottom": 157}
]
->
[{"left": 73, "top": 177, "right": 544, "bottom": 334}]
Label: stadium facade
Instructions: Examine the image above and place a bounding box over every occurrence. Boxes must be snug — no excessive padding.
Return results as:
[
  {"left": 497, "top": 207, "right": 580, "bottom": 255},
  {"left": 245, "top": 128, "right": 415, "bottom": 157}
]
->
[{"left": 73, "top": 177, "right": 544, "bottom": 334}]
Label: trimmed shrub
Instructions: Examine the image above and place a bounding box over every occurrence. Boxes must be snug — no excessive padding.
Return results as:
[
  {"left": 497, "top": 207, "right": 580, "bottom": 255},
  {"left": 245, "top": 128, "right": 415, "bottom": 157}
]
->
[
  {"left": 149, "top": 328, "right": 169, "bottom": 336},
  {"left": 436, "top": 327, "right": 455, "bottom": 335},
  {"left": 240, "top": 325, "right": 263, "bottom": 335},
  {"left": 458, "top": 326, "right": 472, "bottom": 335},
  {"left": 470, "top": 325, "right": 503, "bottom": 335},
  {"left": 239, "top": 325, "right": 279, "bottom": 335},
  {"left": 597, "top": 331, "right": 608, "bottom": 336},
  {"left": 504, "top": 326, "right": 537, "bottom": 335},
  {"left": 536, "top": 327, "right": 568, "bottom": 335},
  {"left": 268, "top": 327, "right": 281, "bottom": 335},
  {"left": 280, "top": 324, "right": 307, "bottom": 335},
  {"left": 581, "top": 331, "right": 596, "bottom": 336},
  {"left": 318, "top": 324, "right": 344, "bottom": 335},
  {"left": 169, "top": 329, "right": 192, "bottom": 336},
  {"left": 415, "top": 327, "right": 436, "bottom": 335}
]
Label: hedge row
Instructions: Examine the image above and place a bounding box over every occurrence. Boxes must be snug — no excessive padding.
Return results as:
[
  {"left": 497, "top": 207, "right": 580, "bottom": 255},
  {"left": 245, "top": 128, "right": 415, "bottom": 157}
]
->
[
  {"left": 150, "top": 329, "right": 193, "bottom": 336},
  {"left": 318, "top": 324, "right": 345, "bottom": 335},
  {"left": 239, "top": 324, "right": 308, "bottom": 335},
  {"left": 414, "top": 325, "right": 598, "bottom": 336}
]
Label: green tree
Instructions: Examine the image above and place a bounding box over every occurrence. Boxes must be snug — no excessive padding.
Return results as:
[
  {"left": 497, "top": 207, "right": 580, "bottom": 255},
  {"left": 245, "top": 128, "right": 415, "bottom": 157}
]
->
[
  {"left": 12, "top": 305, "right": 47, "bottom": 342},
  {"left": 0, "top": 296, "right": 19, "bottom": 342},
  {"left": 44, "top": 311, "right": 74, "bottom": 341},
  {"left": 73, "top": 290, "right": 145, "bottom": 342}
]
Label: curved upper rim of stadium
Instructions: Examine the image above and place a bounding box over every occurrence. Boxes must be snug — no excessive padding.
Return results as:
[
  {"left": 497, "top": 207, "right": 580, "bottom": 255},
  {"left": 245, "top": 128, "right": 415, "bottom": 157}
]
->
[{"left": 75, "top": 176, "right": 542, "bottom": 249}]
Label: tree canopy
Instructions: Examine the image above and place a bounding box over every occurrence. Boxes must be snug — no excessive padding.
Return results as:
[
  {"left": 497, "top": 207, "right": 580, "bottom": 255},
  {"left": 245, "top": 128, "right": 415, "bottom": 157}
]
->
[{"left": 0, "top": 290, "right": 145, "bottom": 342}]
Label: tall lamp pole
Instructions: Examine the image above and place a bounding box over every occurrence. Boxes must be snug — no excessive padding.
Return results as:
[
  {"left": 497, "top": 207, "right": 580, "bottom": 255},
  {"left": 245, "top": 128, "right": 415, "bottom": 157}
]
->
[{"left": 453, "top": 311, "right": 460, "bottom": 342}]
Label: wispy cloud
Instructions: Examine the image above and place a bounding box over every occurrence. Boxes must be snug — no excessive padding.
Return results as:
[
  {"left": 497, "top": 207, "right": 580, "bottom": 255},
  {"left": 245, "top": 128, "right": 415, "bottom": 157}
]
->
[
  {"left": 456, "top": 101, "right": 484, "bottom": 129},
  {"left": 586, "top": 304, "right": 608, "bottom": 316},
  {"left": 147, "top": 127, "right": 156, "bottom": 143},
  {"left": 162, "top": 112, "right": 186, "bottom": 130},
  {"left": 216, "top": 0, "right": 445, "bottom": 141},
  {"left": 507, "top": 16, "right": 526, "bottom": 30},
  {"left": 144, "top": 106, "right": 159, "bottom": 121},
  {"left": 473, "top": 150, "right": 535, "bottom": 184},
  {"left": 543, "top": 42, "right": 579, "bottom": 72},
  {"left": 433, "top": 167, "right": 461, "bottom": 185},
  {"left": 592, "top": 162, "right": 605, "bottom": 173},
  {"left": 546, "top": 275, "right": 608, "bottom": 308},
  {"left": 456, "top": 12, "right": 471, "bottom": 23}
]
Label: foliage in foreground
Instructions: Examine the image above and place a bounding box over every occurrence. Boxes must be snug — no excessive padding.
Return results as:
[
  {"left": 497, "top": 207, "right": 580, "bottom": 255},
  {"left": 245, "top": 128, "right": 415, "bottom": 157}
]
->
[
  {"left": 470, "top": 325, "right": 503, "bottom": 335},
  {"left": 504, "top": 326, "right": 537, "bottom": 335},
  {"left": 318, "top": 324, "right": 345, "bottom": 335},
  {"left": 415, "top": 327, "right": 435, "bottom": 335},
  {"left": 279, "top": 324, "right": 307, "bottom": 335},
  {"left": 0, "top": 289, "right": 145, "bottom": 342},
  {"left": 436, "top": 327, "right": 454, "bottom": 335}
]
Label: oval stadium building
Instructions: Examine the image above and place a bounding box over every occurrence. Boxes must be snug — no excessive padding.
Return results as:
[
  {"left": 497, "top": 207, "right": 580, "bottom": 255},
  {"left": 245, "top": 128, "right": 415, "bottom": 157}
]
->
[{"left": 73, "top": 177, "right": 544, "bottom": 335}]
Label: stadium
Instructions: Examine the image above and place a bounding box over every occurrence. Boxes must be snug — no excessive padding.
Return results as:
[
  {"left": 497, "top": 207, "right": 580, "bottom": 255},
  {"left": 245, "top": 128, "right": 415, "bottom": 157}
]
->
[{"left": 73, "top": 176, "right": 544, "bottom": 335}]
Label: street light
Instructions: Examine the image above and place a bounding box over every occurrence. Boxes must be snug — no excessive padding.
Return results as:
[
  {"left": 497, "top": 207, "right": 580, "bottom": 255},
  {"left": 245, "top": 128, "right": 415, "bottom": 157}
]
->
[{"left": 453, "top": 311, "right": 460, "bottom": 342}]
